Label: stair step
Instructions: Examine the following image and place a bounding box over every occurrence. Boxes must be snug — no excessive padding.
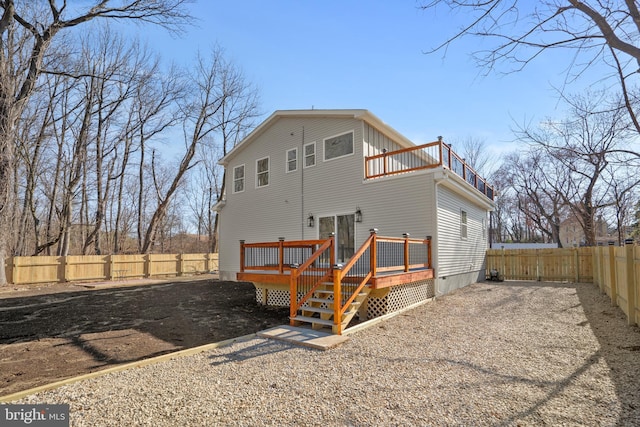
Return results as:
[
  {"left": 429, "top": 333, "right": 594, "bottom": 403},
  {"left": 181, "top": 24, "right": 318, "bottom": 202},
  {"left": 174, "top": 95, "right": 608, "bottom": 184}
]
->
[
  {"left": 291, "top": 315, "right": 334, "bottom": 327},
  {"left": 301, "top": 306, "right": 334, "bottom": 315},
  {"left": 308, "top": 297, "right": 332, "bottom": 304}
]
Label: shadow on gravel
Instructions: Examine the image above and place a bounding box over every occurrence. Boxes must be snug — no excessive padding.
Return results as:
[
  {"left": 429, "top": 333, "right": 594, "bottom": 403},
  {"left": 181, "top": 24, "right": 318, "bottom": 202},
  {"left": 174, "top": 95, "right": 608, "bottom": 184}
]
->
[
  {"left": 494, "top": 281, "right": 640, "bottom": 426},
  {"left": 208, "top": 339, "right": 297, "bottom": 367},
  {"left": 0, "top": 280, "right": 290, "bottom": 396}
]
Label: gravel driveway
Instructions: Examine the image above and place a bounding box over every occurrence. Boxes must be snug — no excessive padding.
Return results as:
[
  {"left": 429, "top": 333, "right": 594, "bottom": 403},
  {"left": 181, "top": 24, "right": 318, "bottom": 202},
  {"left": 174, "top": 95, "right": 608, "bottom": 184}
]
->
[{"left": 10, "top": 281, "right": 640, "bottom": 426}]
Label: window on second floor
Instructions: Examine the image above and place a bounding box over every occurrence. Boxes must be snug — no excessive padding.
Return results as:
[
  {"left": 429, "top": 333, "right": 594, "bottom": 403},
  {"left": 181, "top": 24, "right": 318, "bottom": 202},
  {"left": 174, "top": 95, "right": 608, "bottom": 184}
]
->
[
  {"left": 256, "top": 156, "right": 269, "bottom": 187},
  {"left": 324, "top": 131, "right": 353, "bottom": 161},
  {"left": 304, "top": 142, "right": 316, "bottom": 167},
  {"left": 233, "top": 164, "right": 245, "bottom": 193},
  {"left": 286, "top": 148, "right": 297, "bottom": 173}
]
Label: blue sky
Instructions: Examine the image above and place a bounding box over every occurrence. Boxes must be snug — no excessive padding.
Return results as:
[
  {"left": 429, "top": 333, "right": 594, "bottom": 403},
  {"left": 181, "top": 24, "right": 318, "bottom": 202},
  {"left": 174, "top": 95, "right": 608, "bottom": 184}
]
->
[{"left": 131, "top": 0, "right": 605, "bottom": 160}]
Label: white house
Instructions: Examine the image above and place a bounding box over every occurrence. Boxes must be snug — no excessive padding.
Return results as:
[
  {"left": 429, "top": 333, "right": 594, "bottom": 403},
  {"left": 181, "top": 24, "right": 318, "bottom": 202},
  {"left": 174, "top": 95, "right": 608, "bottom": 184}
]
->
[{"left": 215, "top": 109, "right": 494, "bottom": 332}]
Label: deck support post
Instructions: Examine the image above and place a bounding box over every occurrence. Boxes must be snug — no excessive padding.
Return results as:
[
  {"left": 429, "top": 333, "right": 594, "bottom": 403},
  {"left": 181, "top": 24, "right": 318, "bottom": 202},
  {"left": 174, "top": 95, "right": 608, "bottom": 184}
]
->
[
  {"left": 370, "top": 229, "right": 378, "bottom": 277},
  {"left": 278, "top": 237, "right": 285, "bottom": 274},
  {"left": 333, "top": 263, "right": 343, "bottom": 335},
  {"left": 403, "top": 233, "right": 410, "bottom": 272},
  {"left": 289, "top": 263, "right": 298, "bottom": 326},
  {"left": 239, "top": 240, "right": 245, "bottom": 273}
]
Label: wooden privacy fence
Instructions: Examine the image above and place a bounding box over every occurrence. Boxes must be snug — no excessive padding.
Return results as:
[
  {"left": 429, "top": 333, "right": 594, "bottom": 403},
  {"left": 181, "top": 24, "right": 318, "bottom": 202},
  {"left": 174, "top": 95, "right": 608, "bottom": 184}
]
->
[
  {"left": 592, "top": 243, "right": 640, "bottom": 327},
  {"left": 486, "top": 247, "right": 594, "bottom": 282},
  {"left": 3, "top": 253, "right": 219, "bottom": 285},
  {"left": 487, "top": 243, "right": 639, "bottom": 326}
]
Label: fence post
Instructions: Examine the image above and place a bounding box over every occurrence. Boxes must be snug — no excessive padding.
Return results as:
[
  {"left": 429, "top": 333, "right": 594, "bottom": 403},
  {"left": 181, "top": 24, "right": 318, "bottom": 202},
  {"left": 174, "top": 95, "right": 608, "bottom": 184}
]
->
[
  {"left": 625, "top": 239, "right": 636, "bottom": 326},
  {"left": 144, "top": 254, "right": 151, "bottom": 278},
  {"left": 108, "top": 255, "right": 114, "bottom": 281},
  {"left": 61, "top": 256, "right": 68, "bottom": 283},
  {"left": 574, "top": 248, "right": 579, "bottom": 283},
  {"left": 608, "top": 242, "right": 617, "bottom": 307},
  {"left": 598, "top": 245, "right": 606, "bottom": 292},
  {"left": 6, "top": 256, "right": 13, "bottom": 285},
  {"left": 11, "top": 256, "right": 17, "bottom": 285},
  {"left": 178, "top": 253, "right": 184, "bottom": 277}
]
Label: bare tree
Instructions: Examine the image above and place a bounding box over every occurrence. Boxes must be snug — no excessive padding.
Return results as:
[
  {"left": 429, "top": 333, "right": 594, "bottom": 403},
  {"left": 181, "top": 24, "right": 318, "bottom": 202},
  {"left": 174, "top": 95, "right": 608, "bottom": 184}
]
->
[
  {"left": 420, "top": 0, "right": 640, "bottom": 139},
  {"left": 0, "top": 1, "right": 191, "bottom": 284},
  {"left": 515, "top": 92, "right": 639, "bottom": 245}
]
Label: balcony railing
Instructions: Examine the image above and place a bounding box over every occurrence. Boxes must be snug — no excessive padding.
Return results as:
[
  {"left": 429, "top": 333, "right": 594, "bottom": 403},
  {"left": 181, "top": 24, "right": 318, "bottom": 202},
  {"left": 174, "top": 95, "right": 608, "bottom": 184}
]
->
[{"left": 364, "top": 140, "right": 494, "bottom": 200}]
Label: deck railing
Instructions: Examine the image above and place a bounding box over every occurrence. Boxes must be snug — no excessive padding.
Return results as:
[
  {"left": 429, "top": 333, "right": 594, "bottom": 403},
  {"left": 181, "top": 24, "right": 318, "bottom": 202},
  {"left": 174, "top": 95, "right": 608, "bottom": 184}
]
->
[
  {"left": 240, "top": 232, "right": 431, "bottom": 334},
  {"left": 364, "top": 140, "right": 494, "bottom": 200},
  {"left": 239, "top": 238, "right": 327, "bottom": 273},
  {"left": 289, "top": 237, "right": 335, "bottom": 321}
]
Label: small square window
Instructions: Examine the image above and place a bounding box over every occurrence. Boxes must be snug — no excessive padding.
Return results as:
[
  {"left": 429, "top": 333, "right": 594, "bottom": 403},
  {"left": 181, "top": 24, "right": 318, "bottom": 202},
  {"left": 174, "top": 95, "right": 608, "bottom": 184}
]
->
[
  {"left": 233, "top": 164, "right": 244, "bottom": 193},
  {"left": 286, "top": 148, "right": 297, "bottom": 173},
  {"left": 304, "top": 142, "right": 316, "bottom": 168},
  {"left": 256, "top": 157, "right": 269, "bottom": 188}
]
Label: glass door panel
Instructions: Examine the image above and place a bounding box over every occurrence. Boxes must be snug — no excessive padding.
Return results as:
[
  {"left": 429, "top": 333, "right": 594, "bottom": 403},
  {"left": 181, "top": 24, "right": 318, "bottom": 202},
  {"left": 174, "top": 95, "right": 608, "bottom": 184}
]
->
[{"left": 319, "top": 214, "right": 355, "bottom": 263}]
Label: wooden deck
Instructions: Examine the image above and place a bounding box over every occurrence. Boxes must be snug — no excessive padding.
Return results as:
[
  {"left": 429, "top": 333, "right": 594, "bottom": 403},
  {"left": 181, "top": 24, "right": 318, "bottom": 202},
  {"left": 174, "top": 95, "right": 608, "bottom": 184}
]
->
[{"left": 238, "top": 267, "right": 434, "bottom": 290}]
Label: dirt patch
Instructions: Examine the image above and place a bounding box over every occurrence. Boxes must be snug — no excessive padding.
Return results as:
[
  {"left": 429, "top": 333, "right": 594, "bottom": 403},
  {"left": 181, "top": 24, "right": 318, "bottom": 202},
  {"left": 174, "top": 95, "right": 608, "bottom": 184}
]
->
[{"left": 0, "top": 278, "right": 289, "bottom": 396}]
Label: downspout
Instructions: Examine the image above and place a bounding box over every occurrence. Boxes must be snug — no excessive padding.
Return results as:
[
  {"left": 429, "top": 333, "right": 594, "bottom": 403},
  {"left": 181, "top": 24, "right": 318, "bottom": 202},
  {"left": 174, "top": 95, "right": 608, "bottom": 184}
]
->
[{"left": 301, "top": 126, "right": 305, "bottom": 239}]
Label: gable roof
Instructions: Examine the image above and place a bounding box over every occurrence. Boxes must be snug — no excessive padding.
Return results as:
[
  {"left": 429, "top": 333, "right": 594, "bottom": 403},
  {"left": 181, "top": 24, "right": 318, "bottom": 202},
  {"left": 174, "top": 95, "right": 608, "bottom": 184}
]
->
[{"left": 218, "top": 109, "right": 417, "bottom": 166}]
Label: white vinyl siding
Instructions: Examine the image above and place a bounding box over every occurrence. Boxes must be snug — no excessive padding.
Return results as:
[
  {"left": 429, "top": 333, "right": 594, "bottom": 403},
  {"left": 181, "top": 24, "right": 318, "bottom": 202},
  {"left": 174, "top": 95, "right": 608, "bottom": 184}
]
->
[
  {"left": 437, "top": 185, "right": 487, "bottom": 278},
  {"left": 304, "top": 142, "right": 316, "bottom": 168},
  {"left": 256, "top": 156, "right": 269, "bottom": 187},
  {"left": 232, "top": 164, "right": 245, "bottom": 193},
  {"left": 324, "top": 131, "right": 354, "bottom": 161},
  {"left": 286, "top": 148, "right": 297, "bottom": 173}
]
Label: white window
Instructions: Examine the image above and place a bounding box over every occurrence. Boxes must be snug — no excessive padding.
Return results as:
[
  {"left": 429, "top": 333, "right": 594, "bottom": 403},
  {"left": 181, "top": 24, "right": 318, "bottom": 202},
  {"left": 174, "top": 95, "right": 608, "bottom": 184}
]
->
[
  {"left": 304, "top": 142, "right": 316, "bottom": 168},
  {"left": 324, "top": 132, "right": 354, "bottom": 161},
  {"left": 233, "top": 164, "right": 245, "bottom": 193},
  {"left": 482, "top": 217, "right": 486, "bottom": 239},
  {"left": 286, "top": 148, "right": 297, "bottom": 173},
  {"left": 461, "top": 210, "right": 468, "bottom": 240},
  {"left": 256, "top": 156, "right": 269, "bottom": 188}
]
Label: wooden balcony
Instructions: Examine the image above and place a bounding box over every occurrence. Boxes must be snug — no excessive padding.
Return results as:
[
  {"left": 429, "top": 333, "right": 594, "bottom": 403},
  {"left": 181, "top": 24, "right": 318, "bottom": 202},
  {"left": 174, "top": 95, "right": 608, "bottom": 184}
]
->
[{"left": 364, "top": 139, "right": 495, "bottom": 200}]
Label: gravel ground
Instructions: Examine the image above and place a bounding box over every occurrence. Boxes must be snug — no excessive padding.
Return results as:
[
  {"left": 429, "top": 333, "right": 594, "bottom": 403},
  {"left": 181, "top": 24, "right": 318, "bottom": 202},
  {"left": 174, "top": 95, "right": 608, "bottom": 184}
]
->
[{"left": 10, "top": 281, "right": 640, "bottom": 426}]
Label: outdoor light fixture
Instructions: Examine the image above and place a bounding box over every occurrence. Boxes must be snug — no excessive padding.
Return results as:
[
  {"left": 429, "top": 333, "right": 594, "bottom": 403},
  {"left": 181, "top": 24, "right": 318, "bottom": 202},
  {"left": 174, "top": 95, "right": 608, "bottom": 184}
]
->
[
  {"left": 355, "top": 207, "right": 363, "bottom": 223},
  {"left": 307, "top": 213, "right": 314, "bottom": 228}
]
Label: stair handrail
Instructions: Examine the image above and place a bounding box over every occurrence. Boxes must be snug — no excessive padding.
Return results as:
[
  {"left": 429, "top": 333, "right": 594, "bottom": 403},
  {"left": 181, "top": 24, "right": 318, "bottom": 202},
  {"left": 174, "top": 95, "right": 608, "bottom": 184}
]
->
[
  {"left": 332, "top": 230, "right": 377, "bottom": 334},
  {"left": 289, "top": 236, "right": 335, "bottom": 322}
]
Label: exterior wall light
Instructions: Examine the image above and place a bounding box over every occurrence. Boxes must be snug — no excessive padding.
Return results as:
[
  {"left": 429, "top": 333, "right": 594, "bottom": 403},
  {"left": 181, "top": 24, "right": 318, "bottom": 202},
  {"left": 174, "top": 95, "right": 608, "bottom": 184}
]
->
[
  {"left": 355, "top": 207, "right": 363, "bottom": 223},
  {"left": 307, "top": 213, "right": 314, "bottom": 228}
]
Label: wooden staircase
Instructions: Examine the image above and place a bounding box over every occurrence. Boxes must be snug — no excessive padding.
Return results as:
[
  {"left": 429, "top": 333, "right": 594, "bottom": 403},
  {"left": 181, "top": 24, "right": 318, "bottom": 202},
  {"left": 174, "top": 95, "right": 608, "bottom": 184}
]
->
[{"left": 291, "top": 283, "right": 371, "bottom": 334}]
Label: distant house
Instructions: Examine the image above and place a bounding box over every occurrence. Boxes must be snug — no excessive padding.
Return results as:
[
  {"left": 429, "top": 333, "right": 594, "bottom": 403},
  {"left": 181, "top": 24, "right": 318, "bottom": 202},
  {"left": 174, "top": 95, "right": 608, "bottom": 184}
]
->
[
  {"left": 215, "top": 110, "right": 495, "bottom": 333},
  {"left": 559, "top": 215, "right": 610, "bottom": 246}
]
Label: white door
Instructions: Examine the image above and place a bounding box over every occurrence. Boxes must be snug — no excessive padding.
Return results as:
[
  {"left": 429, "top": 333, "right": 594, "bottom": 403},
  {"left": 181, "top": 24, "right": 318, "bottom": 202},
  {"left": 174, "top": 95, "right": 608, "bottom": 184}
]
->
[{"left": 318, "top": 214, "right": 355, "bottom": 263}]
